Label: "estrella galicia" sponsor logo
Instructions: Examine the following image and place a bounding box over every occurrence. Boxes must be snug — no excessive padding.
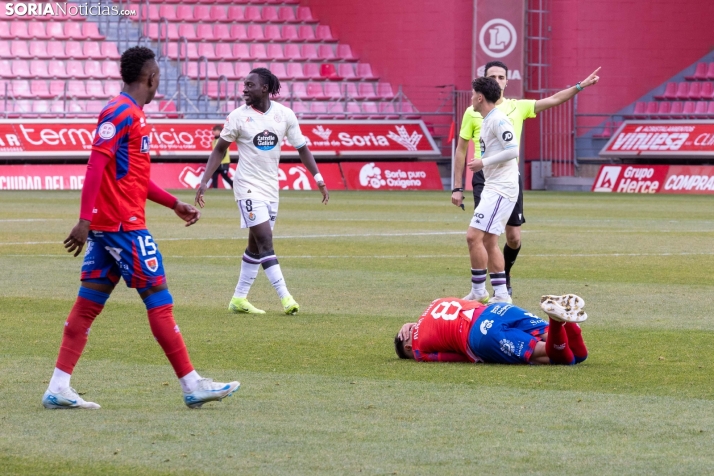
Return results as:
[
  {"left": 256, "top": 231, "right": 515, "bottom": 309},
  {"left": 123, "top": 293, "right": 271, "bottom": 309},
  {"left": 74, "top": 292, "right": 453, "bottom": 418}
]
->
[{"left": 253, "top": 130, "right": 279, "bottom": 150}]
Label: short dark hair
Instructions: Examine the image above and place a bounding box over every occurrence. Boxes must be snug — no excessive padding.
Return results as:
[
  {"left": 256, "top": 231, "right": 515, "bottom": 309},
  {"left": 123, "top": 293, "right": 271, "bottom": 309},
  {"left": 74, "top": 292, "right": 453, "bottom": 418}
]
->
[
  {"left": 120, "top": 46, "right": 156, "bottom": 85},
  {"left": 484, "top": 61, "right": 508, "bottom": 77},
  {"left": 250, "top": 67, "right": 281, "bottom": 97},
  {"left": 472, "top": 77, "right": 501, "bottom": 103},
  {"left": 394, "top": 334, "right": 409, "bottom": 359},
  {"left": 212, "top": 125, "right": 222, "bottom": 131}
]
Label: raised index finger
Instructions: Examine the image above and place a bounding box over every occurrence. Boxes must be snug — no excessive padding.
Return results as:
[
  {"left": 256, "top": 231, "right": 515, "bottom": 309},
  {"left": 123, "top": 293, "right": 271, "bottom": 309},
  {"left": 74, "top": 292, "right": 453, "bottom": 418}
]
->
[{"left": 591, "top": 66, "right": 602, "bottom": 76}]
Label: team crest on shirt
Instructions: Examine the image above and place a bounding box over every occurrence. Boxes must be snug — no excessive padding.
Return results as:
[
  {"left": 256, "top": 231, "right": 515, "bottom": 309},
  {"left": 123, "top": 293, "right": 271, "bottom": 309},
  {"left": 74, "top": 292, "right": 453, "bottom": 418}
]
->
[
  {"left": 248, "top": 212, "right": 256, "bottom": 221},
  {"left": 144, "top": 257, "right": 159, "bottom": 272},
  {"left": 253, "top": 130, "right": 279, "bottom": 150},
  {"left": 98, "top": 122, "right": 116, "bottom": 139},
  {"left": 274, "top": 113, "right": 282, "bottom": 123},
  {"left": 140, "top": 136, "right": 150, "bottom": 152}
]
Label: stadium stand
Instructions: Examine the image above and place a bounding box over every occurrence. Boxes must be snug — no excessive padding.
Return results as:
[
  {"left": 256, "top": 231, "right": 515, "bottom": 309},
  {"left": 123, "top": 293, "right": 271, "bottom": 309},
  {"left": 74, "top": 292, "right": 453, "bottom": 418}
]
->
[{"left": 0, "top": 0, "right": 419, "bottom": 120}]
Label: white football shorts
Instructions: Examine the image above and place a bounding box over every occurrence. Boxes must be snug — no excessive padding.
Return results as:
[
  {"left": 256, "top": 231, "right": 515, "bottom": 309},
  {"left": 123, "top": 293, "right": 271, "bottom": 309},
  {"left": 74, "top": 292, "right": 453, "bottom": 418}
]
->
[
  {"left": 469, "top": 189, "right": 516, "bottom": 236},
  {"left": 236, "top": 199, "right": 278, "bottom": 230}
]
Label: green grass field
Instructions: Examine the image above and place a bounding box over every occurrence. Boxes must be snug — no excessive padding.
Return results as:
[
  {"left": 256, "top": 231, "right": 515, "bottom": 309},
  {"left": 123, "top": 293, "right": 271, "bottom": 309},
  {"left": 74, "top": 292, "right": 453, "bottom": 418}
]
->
[{"left": 1, "top": 189, "right": 713, "bottom": 475}]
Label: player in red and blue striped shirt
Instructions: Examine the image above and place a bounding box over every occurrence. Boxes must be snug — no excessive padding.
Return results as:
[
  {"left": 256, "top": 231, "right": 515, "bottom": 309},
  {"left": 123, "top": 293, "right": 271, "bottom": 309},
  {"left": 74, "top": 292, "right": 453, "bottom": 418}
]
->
[{"left": 42, "top": 47, "right": 239, "bottom": 410}]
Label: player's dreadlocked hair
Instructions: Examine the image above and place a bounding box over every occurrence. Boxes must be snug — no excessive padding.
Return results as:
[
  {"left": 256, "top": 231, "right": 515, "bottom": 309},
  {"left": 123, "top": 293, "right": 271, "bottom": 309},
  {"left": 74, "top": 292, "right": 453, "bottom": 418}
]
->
[
  {"left": 394, "top": 334, "right": 409, "bottom": 359},
  {"left": 484, "top": 60, "right": 508, "bottom": 77},
  {"left": 250, "top": 67, "right": 281, "bottom": 97},
  {"left": 120, "top": 46, "right": 156, "bottom": 85}
]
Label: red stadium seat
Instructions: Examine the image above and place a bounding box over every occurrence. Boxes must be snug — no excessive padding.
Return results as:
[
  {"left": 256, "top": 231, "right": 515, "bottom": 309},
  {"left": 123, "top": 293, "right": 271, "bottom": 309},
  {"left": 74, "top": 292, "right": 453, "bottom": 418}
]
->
[
  {"left": 83, "top": 22, "right": 105, "bottom": 40},
  {"left": 245, "top": 6, "right": 263, "bottom": 22},
  {"left": 301, "top": 44, "right": 319, "bottom": 61},
  {"left": 213, "top": 43, "right": 231, "bottom": 59},
  {"left": 706, "top": 63, "right": 714, "bottom": 81},
  {"left": 346, "top": 101, "right": 362, "bottom": 116},
  {"left": 234, "top": 62, "right": 252, "bottom": 79},
  {"left": 11, "top": 80, "right": 32, "bottom": 98},
  {"left": 693, "top": 101, "right": 707, "bottom": 116},
  {"left": 247, "top": 25, "right": 266, "bottom": 42},
  {"left": 271, "top": 63, "right": 289, "bottom": 80},
  {"left": 265, "top": 24, "right": 282, "bottom": 41},
  {"left": 102, "top": 62, "right": 121, "bottom": 79},
  {"left": 179, "top": 24, "right": 197, "bottom": 41},
  {"left": 49, "top": 80, "right": 66, "bottom": 97},
  {"left": 105, "top": 82, "right": 121, "bottom": 97},
  {"left": 208, "top": 5, "right": 225, "bottom": 22},
  {"left": 250, "top": 44, "right": 268, "bottom": 61},
  {"left": 196, "top": 24, "right": 214, "bottom": 40},
  {"left": 687, "top": 82, "right": 702, "bottom": 100},
  {"left": 29, "top": 41, "right": 50, "bottom": 59},
  {"left": 669, "top": 101, "right": 684, "bottom": 116},
  {"left": 230, "top": 24, "right": 248, "bottom": 41},
  {"left": 298, "top": 25, "right": 317, "bottom": 42},
  {"left": 287, "top": 63, "right": 306, "bottom": 80},
  {"left": 186, "top": 43, "right": 201, "bottom": 60},
  {"left": 675, "top": 82, "right": 690, "bottom": 101},
  {"left": 31, "top": 80, "right": 53, "bottom": 98},
  {"left": 65, "top": 42, "right": 85, "bottom": 59},
  {"left": 323, "top": 82, "right": 342, "bottom": 99},
  {"left": 10, "top": 40, "right": 31, "bottom": 59},
  {"left": 316, "top": 25, "right": 336, "bottom": 41},
  {"left": 42, "top": 23, "right": 63, "bottom": 39},
  {"left": 204, "top": 81, "right": 230, "bottom": 99},
  {"left": 159, "top": 4, "right": 177, "bottom": 21},
  {"left": 303, "top": 63, "right": 322, "bottom": 80},
  {"left": 359, "top": 82, "right": 378, "bottom": 100},
  {"left": 318, "top": 45, "right": 336, "bottom": 61},
  {"left": 251, "top": 62, "right": 269, "bottom": 71},
  {"left": 84, "top": 61, "right": 103, "bottom": 78},
  {"left": 100, "top": 43, "right": 121, "bottom": 60},
  {"left": 284, "top": 44, "right": 303, "bottom": 60},
  {"left": 320, "top": 64, "right": 342, "bottom": 80},
  {"left": 217, "top": 62, "right": 237, "bottom": 79},
  {"left": 306, "top": 82, "right": 326, "bottom": 99},
  {"left": 0, "top": 60, "right": 12, "bottom": 79},
  {"left": 376, "top": 83, "right": 395, "bottom": 99},
  {"left": 67, "top": 81, "right": 88, "bottom": 98},
  {"left": 83, "top": 42, "right": 101, "bottom": 59},
  {"left": 326, "top": 101, "right": 346, "bottom": 118},
  {"left": 682, "top": 101, "right": 696, "bottom": 116},
  {"left": 48, "top": 61, "right": 68, "bottom": 78},
  {"left": 707, "top": 102, "right": 714, "bottom": 119},
  {"left": 281, "top": 25, "right": 299, "bottom": 42},
  {"left": 291, "top": 101, "right": 312, "bottom": 119},
  {"left": 278, "top": 7, "right": 297, "bottom": 22},
  {"left": 262, "top": 6, "right": 279, "bottom": 22},
  {"left": 66, "top": 60, "right": 86, "bottom": 78},
  {"left": 356, "top": 63, "right": 377, "bottom": 80},
  {"left": 85, "top": 80, "right": 105, "bottom": 98},
  {"left": 296, "top": 7, "right": 317, "bottom": 22},
  {"left": 0, "top": 22, "right": 8, "bottom": 40},
  {"left": 231, "top": 43, "right": 253, "bottom": 60},
  {"left": 267, "top": 44, "right": 285, "bottom": 61},
  {"left": 198, "top": 43, "right": 216, "bottom": 60},
  {"left": 13, "top": 60, "right": 31, "bottom": 78},
  {"left": 379, "top": 102, "right": 400, "bottom": 119},
  {"left": 655, "top": 101, "right": 671, "bottom": 118},
  {"left": 700, "top": 82, "right": 714, "bottom": 100},
  {"left": 226, "top": 6, "right": 245, "bottom": 22},
  {"left": 11, "top": 22, "right": 31, "bottom": 39},
  {"left": 644, "top": 101, "right": 658, "bottom": 117},
  {"left": 64, "top": 22, "right": 84, "bottom": 40},
  {"left": 362, "top": 101, "right": 384, "bottom": 119},
  {"left": 85, "top": 100, "right": 104, "bottom": 114},
  {"left": 336, "top": 44, "right": 358, "bottom": 62},
  {"left": 337, "top": 63, "right": 358, "bottom": 81},
  {"left": 290, "top": 82, "right": 307, "bottom": 99},
  {"left": 46, "top": 42, "right": 65, "bottom": 59},
  {"left": 341, "top": 82, "right": 359, "bottom": 99},
  {"left": 310, "top": 101, "right": 329, "bottom": 118},
  {"left": 631, "top": 101, "right": 647, "bottom": 118},
  {"left": 685, "top": 62, "right": 708, "bottom": 81},
  {"left": 177, "top": 5, "right": 196, "bottom": 21},
  {"left": 654, "top": 82, "right": 677, "bottom": 100}
]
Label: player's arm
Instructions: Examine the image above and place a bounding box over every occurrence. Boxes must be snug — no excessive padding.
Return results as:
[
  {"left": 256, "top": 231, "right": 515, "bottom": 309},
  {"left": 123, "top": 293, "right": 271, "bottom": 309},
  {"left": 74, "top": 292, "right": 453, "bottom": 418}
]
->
[
  {"left": 148, "top": 181, "right": 200, "bottom": 227},
  {"left": 451, "top": 136, "right": 470, "bottom": 208},
  {"left": 195, "top": 137, "right": 232, "bottom": 208},
  {"left": 297, "top": 145, "right": 328, "bottom": 205},
  {"left": 414, "top": 351, "right": 471, "bottom": 363},
  {"left": 534, "top": 67, "right": 601, "bottom": 114},
  {"left": 64, "top": 150, "right": 111, "bottom": 257},
  {"left": 468, "top": 121, "right": 519, "bottom": 173}
]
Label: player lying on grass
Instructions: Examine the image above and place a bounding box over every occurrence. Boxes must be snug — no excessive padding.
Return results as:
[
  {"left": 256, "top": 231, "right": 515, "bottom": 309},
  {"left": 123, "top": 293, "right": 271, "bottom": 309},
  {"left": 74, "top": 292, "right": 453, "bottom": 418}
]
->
[
  {"left": 41, "top": 47, "right": 239, "bottom": 410},
  {"left": 394, "top": 295, "right": 588, "bottom": 365}
]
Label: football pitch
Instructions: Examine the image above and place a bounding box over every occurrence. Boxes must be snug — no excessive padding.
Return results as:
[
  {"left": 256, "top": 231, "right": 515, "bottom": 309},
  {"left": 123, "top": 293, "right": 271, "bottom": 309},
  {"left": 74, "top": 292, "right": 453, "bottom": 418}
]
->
[{"left": 1, "top": 189, "right": 713, "bottom": 475}]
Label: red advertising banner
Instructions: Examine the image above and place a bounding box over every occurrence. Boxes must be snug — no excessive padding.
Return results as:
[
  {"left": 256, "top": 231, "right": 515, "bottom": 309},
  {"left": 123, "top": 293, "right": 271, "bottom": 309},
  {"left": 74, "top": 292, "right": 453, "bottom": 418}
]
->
[
  {"left": 0, "top": 163, "right": 346, "bottom": 190},
  {"left": 0, "top": 119, "right": 439, "bottom": 159},
  {"left": 661, "top": 165, "right": 714, "bottom": 194},
  {"left": 592, "top": 164, "right": 714, "bottom": 194},
  {"left": 340, "top": 162, "right": 443, "bottom": 191},
  {"left": 600, "top": 121, "right": 714, "bottom": 158},
  {"left": 474, "top": 0, "right": 525, "bottom": 98}
]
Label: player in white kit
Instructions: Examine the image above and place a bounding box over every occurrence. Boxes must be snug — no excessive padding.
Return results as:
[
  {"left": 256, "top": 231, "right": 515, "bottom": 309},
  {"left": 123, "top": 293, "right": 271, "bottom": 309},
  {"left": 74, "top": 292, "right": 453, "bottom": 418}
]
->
[
  {"left": 463, "top": 77, "right": 519, "bottom": 304},
  {"left": 196, "top": 68, "right": 329, "bottom": 315}
]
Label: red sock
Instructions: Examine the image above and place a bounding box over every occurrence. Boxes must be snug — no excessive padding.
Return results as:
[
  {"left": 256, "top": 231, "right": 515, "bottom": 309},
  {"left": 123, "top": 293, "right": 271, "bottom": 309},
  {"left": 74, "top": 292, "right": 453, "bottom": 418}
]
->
[
  {"left": 545, "top": 319, "right": 575, "bottom": 365},
  {"left": 147, "top": 304, "right": 194, "bottom": 378},
  {"left": 564, "top": 322, "right": 588, "bottom": 362},
  {"left": 56, "top": 297, "right": 104, "bottom": 374}
]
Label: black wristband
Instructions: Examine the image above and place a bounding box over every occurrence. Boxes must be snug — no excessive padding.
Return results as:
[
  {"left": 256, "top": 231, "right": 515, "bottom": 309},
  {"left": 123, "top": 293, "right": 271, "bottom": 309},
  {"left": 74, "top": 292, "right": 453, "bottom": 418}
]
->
[{"left": 452, "top": 187, "right": 464, "bottom": 193}]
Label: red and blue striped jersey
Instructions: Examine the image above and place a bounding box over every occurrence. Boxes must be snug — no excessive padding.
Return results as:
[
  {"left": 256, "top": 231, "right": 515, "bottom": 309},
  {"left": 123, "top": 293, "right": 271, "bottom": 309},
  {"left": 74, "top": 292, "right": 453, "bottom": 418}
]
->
[{"left": 90, "top": 93, "right": 152, "bottom": 231}]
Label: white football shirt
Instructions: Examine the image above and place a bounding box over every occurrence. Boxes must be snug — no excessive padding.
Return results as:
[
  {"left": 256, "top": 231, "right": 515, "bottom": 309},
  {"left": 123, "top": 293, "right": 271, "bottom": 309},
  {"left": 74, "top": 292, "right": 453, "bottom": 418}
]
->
[
  {"left": 479, "top": 107, "right": 520, "bottom": 201},
  {"left": 220, "top": 101, "right": 307, "bottom": 202}
]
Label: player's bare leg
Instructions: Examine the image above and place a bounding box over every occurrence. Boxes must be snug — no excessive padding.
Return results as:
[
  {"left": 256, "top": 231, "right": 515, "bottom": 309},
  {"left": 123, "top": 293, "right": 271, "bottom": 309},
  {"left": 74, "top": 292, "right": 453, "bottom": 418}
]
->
[{"left": 464, "top": 227, "right": 490, "bottom": 303}]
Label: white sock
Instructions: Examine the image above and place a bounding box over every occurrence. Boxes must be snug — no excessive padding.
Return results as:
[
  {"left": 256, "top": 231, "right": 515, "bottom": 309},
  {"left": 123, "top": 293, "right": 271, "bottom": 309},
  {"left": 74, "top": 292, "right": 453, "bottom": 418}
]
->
[
  {"left": 179, "top": 370, "right": 202, "bottom": 393},
  {"left": 49, "top": 368, "right": 71, "bottom": 393},
  {"left": 234, "top": 252, "right": 261, "bottom": 298},
  {"left": 263, "top": 263, "right": 290, "bottom": 299}
]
